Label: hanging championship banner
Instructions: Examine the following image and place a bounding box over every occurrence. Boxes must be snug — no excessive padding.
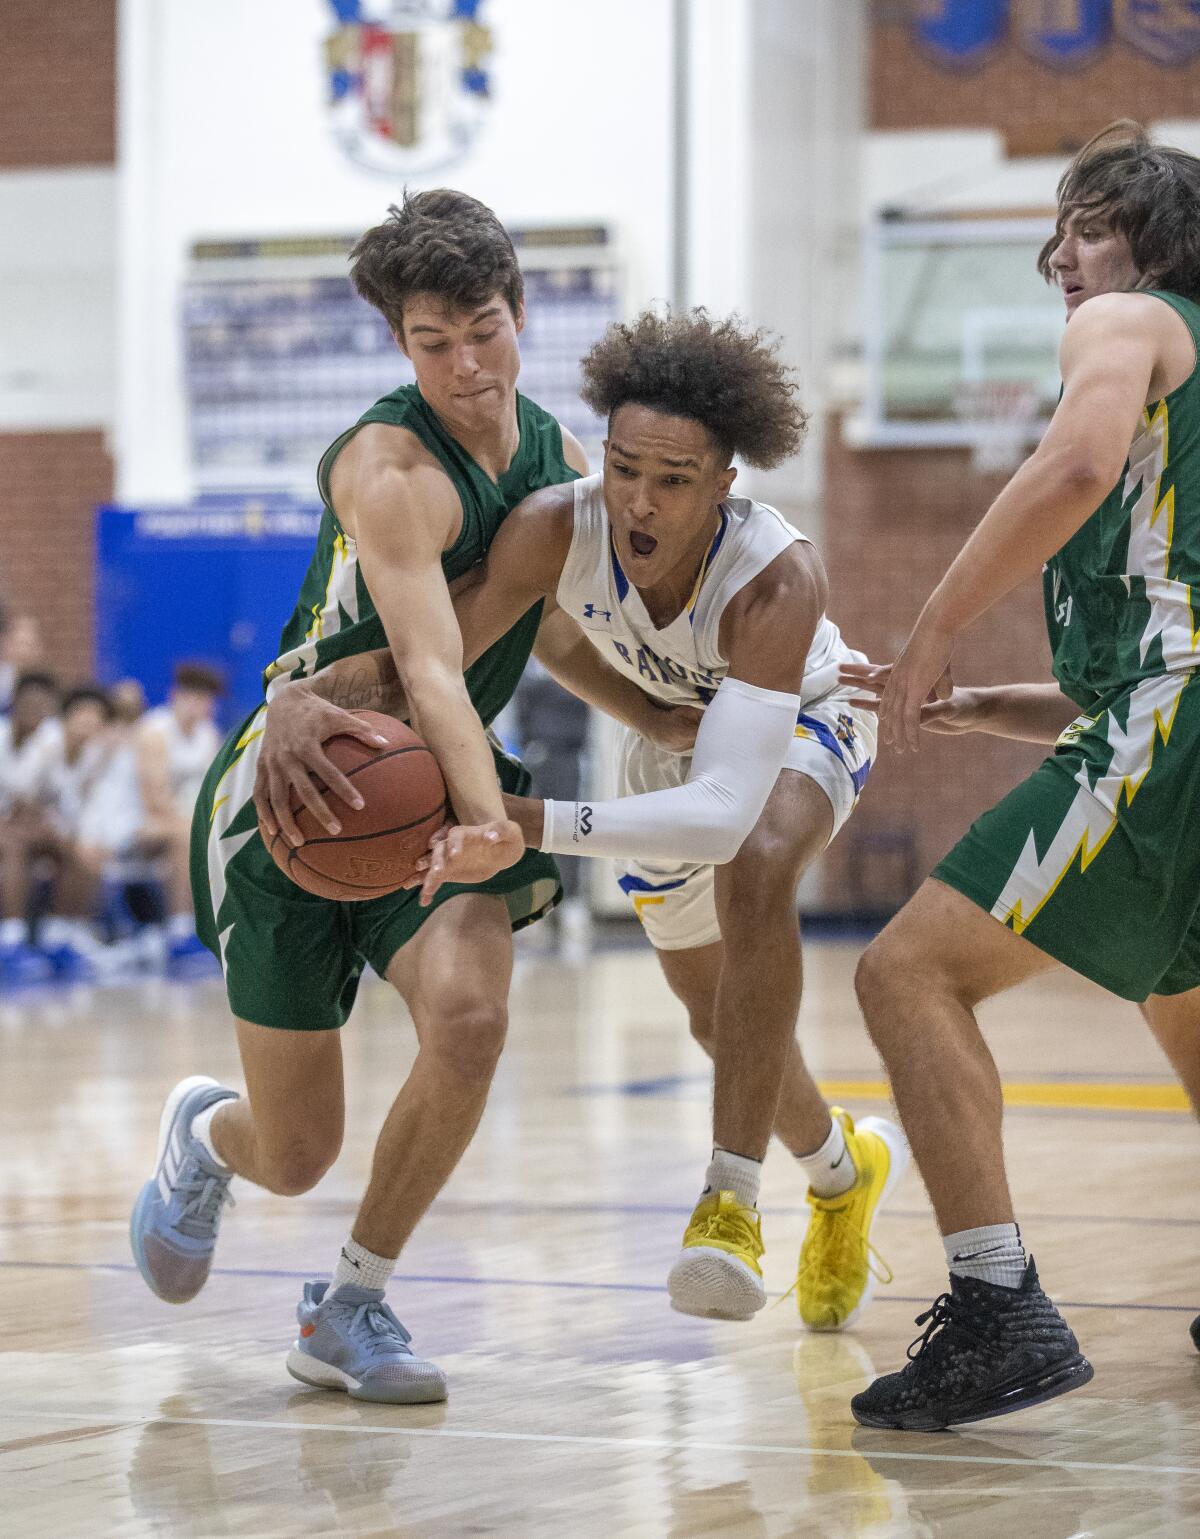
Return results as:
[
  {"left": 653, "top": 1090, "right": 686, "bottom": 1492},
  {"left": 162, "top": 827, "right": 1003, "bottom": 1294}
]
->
[
  {"left": 324, "top": 0, "right": 493, "bottom": 176},
  {"left": 1013, "top": 0, "right": 1111, "bottom": 66},
  {"left": 911, "top": 0, "right": 1008, "bottom": 68},
  {"left": 1113, "top": 0, "right": 1200, "bottom": 63}
]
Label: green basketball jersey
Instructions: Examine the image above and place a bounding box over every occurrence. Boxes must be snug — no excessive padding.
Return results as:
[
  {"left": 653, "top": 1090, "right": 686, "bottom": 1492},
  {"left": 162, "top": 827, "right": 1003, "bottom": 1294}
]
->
[
  {"left": 1044, "top": 291, "right": 1200, "bottom": 708},
  {"left": 265, "top": 384, "right": 578, "bottom": 727}
]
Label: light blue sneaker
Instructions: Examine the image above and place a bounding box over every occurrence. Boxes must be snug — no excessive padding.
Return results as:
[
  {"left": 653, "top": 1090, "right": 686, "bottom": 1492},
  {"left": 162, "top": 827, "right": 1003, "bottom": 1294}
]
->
[
  {"left": 286, "top": 1281, "right": 448, "bottom": 1404},
  {"left": 130, "top": 1075, "right": 238, "bottom": 1303}
]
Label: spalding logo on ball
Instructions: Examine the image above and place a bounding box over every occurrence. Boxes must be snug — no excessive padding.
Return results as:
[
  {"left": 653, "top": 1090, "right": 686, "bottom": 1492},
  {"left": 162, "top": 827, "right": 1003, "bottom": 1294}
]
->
[{"left": 260, "top": 711, "right": 448, "bottom": 901}]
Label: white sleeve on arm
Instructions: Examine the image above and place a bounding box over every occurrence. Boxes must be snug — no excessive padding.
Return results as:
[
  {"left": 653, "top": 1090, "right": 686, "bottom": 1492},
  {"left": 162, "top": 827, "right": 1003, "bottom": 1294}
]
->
[{"left": 539, "top": 675, "right": 800, "bottom": 865}]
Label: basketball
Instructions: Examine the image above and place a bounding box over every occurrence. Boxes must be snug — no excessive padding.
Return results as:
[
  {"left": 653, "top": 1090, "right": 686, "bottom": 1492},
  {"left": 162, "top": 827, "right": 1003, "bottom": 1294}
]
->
[{"left": 260, "top": 710, "right": 448, "bottom": 901}]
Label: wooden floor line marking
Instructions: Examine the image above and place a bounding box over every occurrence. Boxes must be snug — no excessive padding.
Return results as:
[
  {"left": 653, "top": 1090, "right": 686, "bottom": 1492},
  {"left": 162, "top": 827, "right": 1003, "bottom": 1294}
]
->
[{"left": 7, "top": 1408, "right": 1200, "bottom": 1478}]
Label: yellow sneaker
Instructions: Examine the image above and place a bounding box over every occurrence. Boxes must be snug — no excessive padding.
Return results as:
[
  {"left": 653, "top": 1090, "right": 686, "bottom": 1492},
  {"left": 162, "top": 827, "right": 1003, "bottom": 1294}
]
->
[
  {"left": 795, "top": 1109, "right": 908, "bottom": 1332},
  {"left": 667, "top": 1191, "right": 766, "bottom": 1321}
]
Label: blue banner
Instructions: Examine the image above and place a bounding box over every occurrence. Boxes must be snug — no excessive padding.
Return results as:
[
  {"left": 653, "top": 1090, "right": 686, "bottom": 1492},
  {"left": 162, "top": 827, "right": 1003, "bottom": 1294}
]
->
[
  {"left": 912, "top": 0, "right": 1008, "bottom": 67},
  {"left": 1014, "top": 0, "right": 1111, "bottom": 65}
]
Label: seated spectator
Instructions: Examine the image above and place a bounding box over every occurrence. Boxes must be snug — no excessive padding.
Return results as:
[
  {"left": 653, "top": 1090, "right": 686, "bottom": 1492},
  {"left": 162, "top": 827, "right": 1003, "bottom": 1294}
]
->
[
  {"left": 132, "top": 662, "right": 223, "bottom": 960},
  {"left": 0, "top": 684, "right": 117, "bottom": 978},
  {"left": 0, "top": 673, "right": 62, "bottom": 968}
]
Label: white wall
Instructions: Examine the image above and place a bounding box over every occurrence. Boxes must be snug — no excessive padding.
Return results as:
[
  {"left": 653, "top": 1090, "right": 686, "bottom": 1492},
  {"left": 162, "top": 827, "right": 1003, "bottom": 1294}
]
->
[
  {"left": 117, "top": 0, "right": 678, "bottom": 501},
  {"left": 0, "top": 169, "right": 115, "bottom": 432}
]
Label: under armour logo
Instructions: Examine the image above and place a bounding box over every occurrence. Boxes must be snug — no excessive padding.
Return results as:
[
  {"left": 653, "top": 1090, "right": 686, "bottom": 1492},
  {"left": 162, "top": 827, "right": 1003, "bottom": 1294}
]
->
[{"left": 583, "top": 603, "right": 612, "bottom": 622}]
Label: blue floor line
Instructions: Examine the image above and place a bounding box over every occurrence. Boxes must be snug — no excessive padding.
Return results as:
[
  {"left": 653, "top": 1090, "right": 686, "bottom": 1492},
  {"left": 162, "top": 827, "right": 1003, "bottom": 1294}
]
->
[{"left": 1, "top": 1257, "right": 1196, "bottom": 1314}]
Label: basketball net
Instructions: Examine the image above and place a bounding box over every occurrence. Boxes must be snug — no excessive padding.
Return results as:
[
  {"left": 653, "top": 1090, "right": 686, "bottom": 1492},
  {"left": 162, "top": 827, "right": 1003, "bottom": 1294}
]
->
[{"left": 956, "top": 380, "right": 1042, "bottom": 475}]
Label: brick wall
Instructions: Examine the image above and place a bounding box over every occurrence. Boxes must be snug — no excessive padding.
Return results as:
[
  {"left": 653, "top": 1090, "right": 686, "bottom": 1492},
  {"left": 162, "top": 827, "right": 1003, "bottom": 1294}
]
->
[
  {"left": 821, "top": 419, "right": 1052, "bottom": 909},
  {"left": 0, "top": 1, "right": 115, "bottom": 682},
  {"left": 0, "top": 433, "right": 112, "bottom": 681},
  {"left": 0, "top": 1, "right": 116, "bottom": 169},
  {"left": 872, "top": 13, "right": 1200, "bottom": 148}
]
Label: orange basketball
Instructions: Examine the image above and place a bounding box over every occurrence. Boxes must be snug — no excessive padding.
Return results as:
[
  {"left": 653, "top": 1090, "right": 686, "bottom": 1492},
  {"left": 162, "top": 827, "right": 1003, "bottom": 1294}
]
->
[{"left": 260, "top": 710, "right": 448, "bottom": 901}]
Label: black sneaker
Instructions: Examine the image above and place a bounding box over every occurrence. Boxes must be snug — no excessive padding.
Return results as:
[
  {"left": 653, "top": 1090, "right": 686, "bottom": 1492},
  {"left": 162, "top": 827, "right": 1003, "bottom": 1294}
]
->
[
  {"left": 1191, "top": 1313, "right": 1200, "bottom": 1354},
  {"left": 850, "top": 1258, "right": 1093, "bottom": 1431}
]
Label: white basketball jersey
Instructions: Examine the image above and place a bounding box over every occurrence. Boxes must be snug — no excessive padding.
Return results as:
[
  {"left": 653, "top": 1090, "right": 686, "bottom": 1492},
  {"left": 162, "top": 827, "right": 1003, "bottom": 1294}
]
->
[
  {"left": 142, "top": 705, "right": 221, "bottom": 814},
  {"left": 556, "top": 474, "right": 855, "bottom": 710}
]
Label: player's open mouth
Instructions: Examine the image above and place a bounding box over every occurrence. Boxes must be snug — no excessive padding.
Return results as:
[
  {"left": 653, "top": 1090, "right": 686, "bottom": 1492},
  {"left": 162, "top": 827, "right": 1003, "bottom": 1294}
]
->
[{"left": 629, "top": 531, "right": 657, "bottom": 557}]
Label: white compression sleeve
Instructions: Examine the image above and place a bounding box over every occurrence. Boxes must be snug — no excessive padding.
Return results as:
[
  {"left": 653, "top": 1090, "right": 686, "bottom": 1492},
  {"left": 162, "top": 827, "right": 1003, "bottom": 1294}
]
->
[{"left": 539, "top": 675, "right": 801, "bottom": 865}]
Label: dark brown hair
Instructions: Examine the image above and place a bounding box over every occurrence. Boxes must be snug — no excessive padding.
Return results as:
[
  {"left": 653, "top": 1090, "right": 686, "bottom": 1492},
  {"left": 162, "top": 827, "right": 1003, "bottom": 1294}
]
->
[
  {"left": 350, "top": 189, "right": 523, "bottom": 337},
  {"left": 62, "top": 684, "right": 114, "bottom": 721},
  {"left": 1038, "top": 120, "right": 1200, "bottom": 302},
  {"left": 579, "top": 308, "right": 808, "bottom": 469},
  {"left": 173, "top": 662, "right": 225, "bottom": 696}
]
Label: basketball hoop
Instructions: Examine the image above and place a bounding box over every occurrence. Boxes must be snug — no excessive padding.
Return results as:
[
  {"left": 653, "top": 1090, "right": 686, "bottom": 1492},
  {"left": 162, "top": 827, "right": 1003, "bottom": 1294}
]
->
[{"left": 956, "top": 380, "right": 1042, "bottom": 475}]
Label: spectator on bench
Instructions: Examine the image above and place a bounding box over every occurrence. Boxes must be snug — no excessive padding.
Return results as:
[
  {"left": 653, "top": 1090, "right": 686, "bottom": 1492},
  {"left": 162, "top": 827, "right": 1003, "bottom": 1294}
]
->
[{"left": 133, "top": 663, "right": 223, "bottom": 960}]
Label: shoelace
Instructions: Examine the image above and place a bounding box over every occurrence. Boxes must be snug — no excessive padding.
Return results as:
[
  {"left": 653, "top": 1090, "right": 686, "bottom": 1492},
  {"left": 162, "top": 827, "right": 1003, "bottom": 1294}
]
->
[
  {"left": 789, "top": 1208, "right": 894, "bottom": 1293},
  {"left": 175, "top": 1172, "right": 235, "bottom": 1239},
  {"left": 905, "top": 1292, "right": 986, "bottom": 1362},
  {"left": 690, "top": 1207, "right": 761, "bottom": 1255},
  {"left": 346, "top": 1298, "right": 414, "bottom": 1359}
]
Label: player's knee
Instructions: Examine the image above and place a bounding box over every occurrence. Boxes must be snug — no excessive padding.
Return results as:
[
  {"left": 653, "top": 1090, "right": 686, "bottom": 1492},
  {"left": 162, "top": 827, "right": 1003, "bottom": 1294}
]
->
[
  {"left": 261, "top": 1139, "right": 339, "bottom": 1196},
  {"left": 855, "top": 921, "right": 951, "bottom": 1045},
  {"left": 427, "top": 999, "right": 509, "bottom": 1083},
  {"left": 723, "top": 829, "right": 811, "bottom": 916}
]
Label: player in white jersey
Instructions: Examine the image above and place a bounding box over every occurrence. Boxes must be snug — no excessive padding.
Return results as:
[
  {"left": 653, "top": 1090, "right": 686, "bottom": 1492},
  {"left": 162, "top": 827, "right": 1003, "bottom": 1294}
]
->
[{"left": 269, "top": 310, "right": 909, "bottom": 1328}]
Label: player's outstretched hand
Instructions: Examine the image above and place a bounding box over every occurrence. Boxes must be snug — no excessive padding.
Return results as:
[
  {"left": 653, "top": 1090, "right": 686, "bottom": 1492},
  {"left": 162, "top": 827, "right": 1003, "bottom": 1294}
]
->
[
  {"left": 409, "top": 818, "right": 526, "bottom": 906},
  {"left": 840, "top": 658, "right": 979, "bottom": 736},
  {"left": 640, "top": 699, "right": 704, "bottom": 754},
  {"left": 255, "top": 685, "right": 389, "bottom": 847},
  {"left": 879, "top": 620, "right": 957, "bottom": 753}
]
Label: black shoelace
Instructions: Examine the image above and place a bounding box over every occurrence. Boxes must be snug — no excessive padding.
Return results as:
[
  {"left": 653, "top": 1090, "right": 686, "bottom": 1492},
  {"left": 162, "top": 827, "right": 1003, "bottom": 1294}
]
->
[{"left": 906, "top": 1292, "right": 987, "bottom": 1363}]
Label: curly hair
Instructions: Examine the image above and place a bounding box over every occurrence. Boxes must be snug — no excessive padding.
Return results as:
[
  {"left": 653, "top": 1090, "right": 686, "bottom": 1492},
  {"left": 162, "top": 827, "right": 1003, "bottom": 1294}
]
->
[
  {"left": 579, "top": 309, "right": 808, "bottom": 469},
  {"left": 1038, "top": 120, "right": 1200, "bottom": 303},
  {"left": 350, "top": 189, "right": 523, "bottom": 335}
]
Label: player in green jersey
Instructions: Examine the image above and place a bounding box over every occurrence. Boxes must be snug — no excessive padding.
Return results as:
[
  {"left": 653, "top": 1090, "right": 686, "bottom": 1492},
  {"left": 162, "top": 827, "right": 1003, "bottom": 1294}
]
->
[
  {"left": 128, "top": 190, "right": 671, "bottom": 1403},
  {"left": 841, "top": 122, "right": 1200, "bottom": 1429}
]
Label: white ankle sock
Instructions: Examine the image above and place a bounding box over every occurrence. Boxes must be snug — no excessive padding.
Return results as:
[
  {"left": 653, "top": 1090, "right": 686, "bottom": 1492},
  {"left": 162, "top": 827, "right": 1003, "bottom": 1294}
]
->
[
  {"left": 795, "top": 1115, "right": 857, "bottom": 1199},
  {"left": 944, "top": 1223, "right": 1027, "bottom": 1289},
  {"left": 0, "top": 917, "right": 25, "bottom": 946},
  {"left": 333, "top": 1237, "right": 397, "bottom": 1293},
  {"left": 701, "top": 1146, "right": 762, "bottom": 1209},
  {"left": 190, "top": 1101, "right": 233, "bottom": 1172}
]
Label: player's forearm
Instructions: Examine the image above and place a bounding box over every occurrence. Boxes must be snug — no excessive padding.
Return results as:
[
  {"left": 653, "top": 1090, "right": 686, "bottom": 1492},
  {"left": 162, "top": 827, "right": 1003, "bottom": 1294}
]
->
[
  {"left": 405, "top": 670, "right": 506, "bottom": 825},
  {"left": 535, "top": 677, "right": 799, "bottom": 865},
  {"left": 973, "top": 683, "right": 1080, "bottom": 744},
  {"left": 923, "top": 447, "right": 1116, "bottom": 638},
  {"left": 295, "top": 650, "right": 408, "bottom": 714},
  {"left": 532, "top": 618, "right": 657, "bottom": 735}
]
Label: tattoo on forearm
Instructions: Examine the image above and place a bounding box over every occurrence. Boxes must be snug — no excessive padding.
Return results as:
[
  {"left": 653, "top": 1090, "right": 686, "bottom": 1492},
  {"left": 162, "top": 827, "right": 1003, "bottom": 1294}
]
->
[{"left": 326, "top": 664, "right": 407, "bottom": 714}]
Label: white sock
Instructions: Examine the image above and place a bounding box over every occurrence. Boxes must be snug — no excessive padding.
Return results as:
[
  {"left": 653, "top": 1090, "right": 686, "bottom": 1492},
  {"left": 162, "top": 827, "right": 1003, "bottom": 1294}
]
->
[
  {"left": 167, "top": 912, "right": 194, "bottom": 939},
  {"left": 701, "top": 1146, "right": 762, "bottom": 1209},
  {"left": 0, "top": 917, "right": 25, "bottom": 946},
  {"left": 944, "top": 1223, "right": 1027, "bottom": 1290},
  {"left": 190, "top": 1101, "right": 233, "bottom": 1172},
  {"left": 795, "top": 1115, "right": 857, "bottom": 1199},
  {"left": 333, "top": 1237, "right": 397, "bottom": 1293}
]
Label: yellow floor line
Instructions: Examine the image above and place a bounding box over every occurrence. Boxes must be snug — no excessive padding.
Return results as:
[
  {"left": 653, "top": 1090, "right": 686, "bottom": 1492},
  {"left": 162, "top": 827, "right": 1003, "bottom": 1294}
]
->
[{"left": 816, "top": 1079, "right": 1191, "bottom": 1114}]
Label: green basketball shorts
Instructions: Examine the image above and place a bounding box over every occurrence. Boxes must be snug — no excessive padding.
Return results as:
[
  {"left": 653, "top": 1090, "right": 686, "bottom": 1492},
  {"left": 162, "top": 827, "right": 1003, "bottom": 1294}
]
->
[
  {"left": 190, "top": 707, "right": 562, "bottom": 1031},
  {"left": 935, "top": 669, "right": 1200, "bottom": 1002}
]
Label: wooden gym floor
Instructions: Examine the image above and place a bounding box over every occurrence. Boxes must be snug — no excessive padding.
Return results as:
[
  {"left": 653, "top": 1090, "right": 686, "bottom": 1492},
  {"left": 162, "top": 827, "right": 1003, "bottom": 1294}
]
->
[{"left": 2, "top": 932, "right": 1198, "bottom": 1537}]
